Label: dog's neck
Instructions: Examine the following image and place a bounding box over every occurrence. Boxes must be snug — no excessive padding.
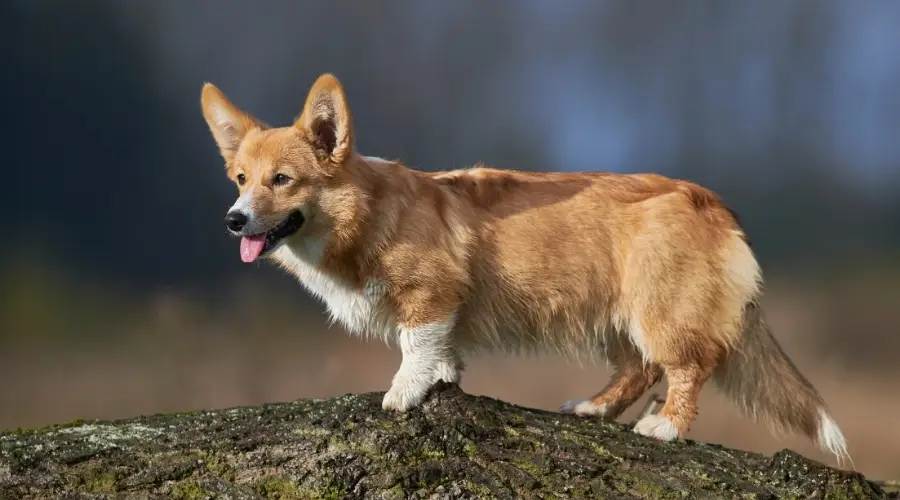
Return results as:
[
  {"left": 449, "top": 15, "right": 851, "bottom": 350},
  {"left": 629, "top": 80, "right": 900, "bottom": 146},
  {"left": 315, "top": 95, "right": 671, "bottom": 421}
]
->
[{"left": 274, "top": 153, "right": 425, "bottom": 285}]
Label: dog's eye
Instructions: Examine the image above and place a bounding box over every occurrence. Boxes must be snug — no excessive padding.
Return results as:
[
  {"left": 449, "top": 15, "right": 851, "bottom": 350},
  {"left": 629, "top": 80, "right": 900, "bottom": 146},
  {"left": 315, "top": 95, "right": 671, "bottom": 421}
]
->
[
  {"left": 273, "top": 173, "right": 292, "bottom": 186},
  {"left": 236, "top": 173, "right": 246, "bottom": 186}
]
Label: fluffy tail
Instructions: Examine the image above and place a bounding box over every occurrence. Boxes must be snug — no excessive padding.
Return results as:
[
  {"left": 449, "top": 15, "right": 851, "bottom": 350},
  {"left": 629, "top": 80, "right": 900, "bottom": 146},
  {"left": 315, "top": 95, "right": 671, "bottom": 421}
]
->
[{"left": 713, "top": 300, "right": 852, "bottom": 467}]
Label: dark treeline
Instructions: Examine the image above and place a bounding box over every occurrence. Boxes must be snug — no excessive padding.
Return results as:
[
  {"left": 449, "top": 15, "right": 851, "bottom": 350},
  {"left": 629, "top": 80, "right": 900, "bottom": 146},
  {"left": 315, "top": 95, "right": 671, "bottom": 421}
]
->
[{"left": 4, "top": 0, "right": 899, "bottom": 292}]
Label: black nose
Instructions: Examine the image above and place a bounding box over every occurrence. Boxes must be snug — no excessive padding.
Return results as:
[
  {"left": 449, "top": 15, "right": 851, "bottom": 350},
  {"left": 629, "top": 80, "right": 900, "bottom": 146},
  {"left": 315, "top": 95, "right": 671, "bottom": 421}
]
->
[{"left": 224, "top": 211, "right": 248, "bottom": 232}]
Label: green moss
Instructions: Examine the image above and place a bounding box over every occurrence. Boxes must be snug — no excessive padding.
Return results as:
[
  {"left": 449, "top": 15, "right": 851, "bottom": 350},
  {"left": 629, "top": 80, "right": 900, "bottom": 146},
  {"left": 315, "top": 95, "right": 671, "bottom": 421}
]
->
[
  {"left": 514, "top": 459, "right": 543, "bottom": 477},
  {"left": 560, "top": 430, "right": 619, "bottom": 461},
  {"left": 373, "top": 419, "right": 398, "bottom": 431},
  {"left": 169, "top": 479, "right": 210, "bottom": 500},
  {"left": 83, "top": 471, "right": 116, "bottom": 493},
  {"left": 255, "top": 476, "right": 308, "bottom": 499},
  {"left": 197, "top": 450, "right": 234, "bottom": 481},
  {"left": 465, "top": 480, "right": 495, "bottom": 498},
  {"left": 688, "top": 470, "right": 716, "bottom": 489},
  {"left": 327, "top": 435, "right": 350, "bottom": 452},
  {"left": 608, "top": 473, "right": 670, "bottom": 500},
  {"left": 293, "top": 426, "right": 330, "bottom": 438},
  {"left": 824, "top": 480, "right": 877, "bottom": 500},
  {"left": 355, "top": 436, "right": 380, "bottom": 456},
  {"left": 608, "top": 472, "right": 690, "bottom": 500},
  {"left": 419, "top": 445, "right": 445, "bottom": 460},
  {"left": 632, "top": 480, "right": 676, "bottom": 500},
  {"left": 463, "top": 443, "right": 478, "bottom": 456},
  {"left": 503, "top": 426, "right": 520, "bottom": 437},
  {"left": 380, "top": 484, "right": 406, "bottom": 500},
  {"left": 313, "top": 474, "right": 351, "bottom": 500},
  {"left": 524, "top": 425, "right": 544, "bottom": 436}
]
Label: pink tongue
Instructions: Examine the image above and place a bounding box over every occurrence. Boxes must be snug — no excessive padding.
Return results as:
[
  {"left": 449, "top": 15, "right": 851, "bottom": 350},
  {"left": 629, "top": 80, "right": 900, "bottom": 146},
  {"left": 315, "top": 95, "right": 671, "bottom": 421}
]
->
[{"left": 240, "top": 234, "right": 267, "bottom": 263}]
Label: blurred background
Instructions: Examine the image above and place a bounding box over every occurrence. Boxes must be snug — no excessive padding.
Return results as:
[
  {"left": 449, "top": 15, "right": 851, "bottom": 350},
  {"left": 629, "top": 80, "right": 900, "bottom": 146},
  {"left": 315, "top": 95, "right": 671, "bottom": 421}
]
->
[{"left": 3, "top": 0, "right": 899, "bottom": 482}]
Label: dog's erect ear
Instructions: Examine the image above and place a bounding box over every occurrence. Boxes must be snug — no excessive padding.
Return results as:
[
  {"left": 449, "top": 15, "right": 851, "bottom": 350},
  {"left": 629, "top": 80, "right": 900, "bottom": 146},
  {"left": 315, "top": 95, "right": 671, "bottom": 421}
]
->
[
  {"left": 295, "top": 73, "right": 353, "bottom": 166},
  {"left": 200, "top": 83, "right": 264, "bottom": 162}
]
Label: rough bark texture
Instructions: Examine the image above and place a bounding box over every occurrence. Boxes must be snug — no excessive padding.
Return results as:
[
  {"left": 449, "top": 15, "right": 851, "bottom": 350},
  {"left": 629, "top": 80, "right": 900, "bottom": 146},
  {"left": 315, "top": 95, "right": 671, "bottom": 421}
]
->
[{"left": 0, "top": 383, "right": 892, "bottom": 499}]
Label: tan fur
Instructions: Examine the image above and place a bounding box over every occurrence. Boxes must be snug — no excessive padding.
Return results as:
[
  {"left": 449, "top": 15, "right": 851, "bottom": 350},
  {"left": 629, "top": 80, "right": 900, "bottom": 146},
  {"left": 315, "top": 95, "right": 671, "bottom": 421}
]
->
[{"left": 200, "top": 74, "right": 851, "bottom": 465}]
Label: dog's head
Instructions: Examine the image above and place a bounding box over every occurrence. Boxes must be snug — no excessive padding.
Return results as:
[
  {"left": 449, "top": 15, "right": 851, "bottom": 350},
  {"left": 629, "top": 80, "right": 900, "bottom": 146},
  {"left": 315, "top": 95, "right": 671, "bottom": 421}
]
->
[{"left": 201, "top": 74, "right": 355, "bottom": 263}]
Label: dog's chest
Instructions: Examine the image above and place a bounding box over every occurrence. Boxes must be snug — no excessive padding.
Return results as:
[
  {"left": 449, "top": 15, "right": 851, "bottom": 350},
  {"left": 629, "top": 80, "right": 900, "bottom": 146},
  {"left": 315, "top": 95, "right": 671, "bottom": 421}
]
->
[
  {"left": 275, "top": 247, "right": 396, "bottom": 341},
  {"left": 306, "top": 270, "right": 393, "bottom": 338}
]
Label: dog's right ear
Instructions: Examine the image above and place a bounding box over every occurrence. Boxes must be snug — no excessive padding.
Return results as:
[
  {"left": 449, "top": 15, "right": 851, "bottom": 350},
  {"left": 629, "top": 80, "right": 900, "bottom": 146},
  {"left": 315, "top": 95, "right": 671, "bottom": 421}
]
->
[{"left": 200, "top": 83, "right": 264, "bottom": 162}]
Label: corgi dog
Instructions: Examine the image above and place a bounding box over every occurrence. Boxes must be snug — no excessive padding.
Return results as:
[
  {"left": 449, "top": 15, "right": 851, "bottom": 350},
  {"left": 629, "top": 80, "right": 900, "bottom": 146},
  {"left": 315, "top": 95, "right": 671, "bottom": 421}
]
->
[{"left": 200, "top": 73, "right": 850, "bottom": 465}]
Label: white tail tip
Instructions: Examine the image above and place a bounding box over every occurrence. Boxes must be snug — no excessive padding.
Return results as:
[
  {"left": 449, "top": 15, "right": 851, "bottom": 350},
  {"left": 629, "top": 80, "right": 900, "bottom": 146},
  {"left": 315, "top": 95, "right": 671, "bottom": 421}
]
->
[{"left": 817, "top": 409, "right": 854, "bottom": 470}]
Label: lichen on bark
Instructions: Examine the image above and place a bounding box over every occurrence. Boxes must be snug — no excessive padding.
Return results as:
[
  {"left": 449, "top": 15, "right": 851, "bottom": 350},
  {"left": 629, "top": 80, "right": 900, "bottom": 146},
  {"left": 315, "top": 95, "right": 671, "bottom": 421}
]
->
[{"left": 0, "top": 382, "right": 893, "bottom": 499}]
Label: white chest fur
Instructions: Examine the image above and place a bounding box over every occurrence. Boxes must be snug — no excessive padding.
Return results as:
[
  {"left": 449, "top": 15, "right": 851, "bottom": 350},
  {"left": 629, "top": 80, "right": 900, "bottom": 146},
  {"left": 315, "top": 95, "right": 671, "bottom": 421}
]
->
[{"left": 273, "top": 243, "right": 397, "bottom": 343}]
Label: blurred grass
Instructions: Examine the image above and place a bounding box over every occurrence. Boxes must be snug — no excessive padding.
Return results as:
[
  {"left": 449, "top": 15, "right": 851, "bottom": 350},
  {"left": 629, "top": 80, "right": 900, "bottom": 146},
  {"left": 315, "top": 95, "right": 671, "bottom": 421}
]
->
[{"left": 3, "top": 250, "right": 897, "bottom": 370}]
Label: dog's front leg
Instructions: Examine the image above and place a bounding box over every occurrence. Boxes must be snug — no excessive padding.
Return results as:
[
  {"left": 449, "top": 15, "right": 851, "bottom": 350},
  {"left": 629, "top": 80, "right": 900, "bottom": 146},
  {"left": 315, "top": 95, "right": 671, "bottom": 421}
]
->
[
  {"left": 433, "top": 349, "right": 464, "bottom": 384},
  {"left": 382, "top": 319, "right": 455, "bottom": 412}
]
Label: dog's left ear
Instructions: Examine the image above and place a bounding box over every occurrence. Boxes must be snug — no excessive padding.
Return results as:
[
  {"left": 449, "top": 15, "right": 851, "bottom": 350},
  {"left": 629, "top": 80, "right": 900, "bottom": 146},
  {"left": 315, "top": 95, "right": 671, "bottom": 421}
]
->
[{"left": 295, "top": 73, "right": 353, "bottom": 166}]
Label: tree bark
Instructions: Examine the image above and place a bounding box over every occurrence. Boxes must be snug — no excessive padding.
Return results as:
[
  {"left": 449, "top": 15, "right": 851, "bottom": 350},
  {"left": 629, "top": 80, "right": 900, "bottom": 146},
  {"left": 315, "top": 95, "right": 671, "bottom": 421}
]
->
[{"left": 0, "top": 382, "right": 892, "bottom": 499}]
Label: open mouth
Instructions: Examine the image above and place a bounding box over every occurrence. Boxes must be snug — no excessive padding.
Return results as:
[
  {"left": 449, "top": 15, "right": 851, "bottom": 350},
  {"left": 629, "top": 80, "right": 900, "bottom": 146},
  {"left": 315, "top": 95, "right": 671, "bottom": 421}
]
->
[{"left": 239, "top": 210, "right": 305, "bottom": 263}]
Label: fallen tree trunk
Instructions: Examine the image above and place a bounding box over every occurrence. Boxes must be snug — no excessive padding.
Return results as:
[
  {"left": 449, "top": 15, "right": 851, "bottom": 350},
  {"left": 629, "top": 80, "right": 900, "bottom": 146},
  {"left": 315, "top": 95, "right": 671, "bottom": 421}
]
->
[{"left": 0, "top": 382, "right": 892, "bottom": 499}]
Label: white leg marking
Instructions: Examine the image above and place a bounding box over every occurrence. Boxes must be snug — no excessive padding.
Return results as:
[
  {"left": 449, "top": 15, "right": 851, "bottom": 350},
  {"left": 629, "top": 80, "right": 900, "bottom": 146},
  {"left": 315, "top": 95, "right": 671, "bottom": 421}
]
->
[
  {"left": 382, "top": 319, "right": 456, "bottom": 412},
  {"left": 558, "top": 398, "right": 612, "bottom": 417},
  {"left": 633, "top": 414, "right": 679, "bottom": 441},
  {"left": 433, "top": 353, "right": 463, "bottom": 384}
]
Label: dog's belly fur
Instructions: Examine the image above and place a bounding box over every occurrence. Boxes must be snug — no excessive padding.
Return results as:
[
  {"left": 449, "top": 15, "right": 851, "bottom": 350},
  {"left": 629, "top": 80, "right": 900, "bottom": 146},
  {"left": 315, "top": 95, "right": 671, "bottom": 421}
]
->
[
  {"left": 275, "top": 242, "right": 623, "bottom": 363},
  {"left": 452, "top": 290, "right": 622, "bottom": 361}
]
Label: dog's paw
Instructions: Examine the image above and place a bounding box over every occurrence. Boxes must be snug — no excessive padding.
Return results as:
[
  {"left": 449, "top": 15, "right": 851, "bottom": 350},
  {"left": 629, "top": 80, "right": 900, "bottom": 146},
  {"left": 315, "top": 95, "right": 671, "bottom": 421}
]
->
[
  {"left": 558, "top": 398, "right": 611, "bottom": 417},
  {"left": 381, "top": 378, "right": 429, "bottom": 412},
  {"left": 633, "top": 414, "right": 679, "bottom": 441}
]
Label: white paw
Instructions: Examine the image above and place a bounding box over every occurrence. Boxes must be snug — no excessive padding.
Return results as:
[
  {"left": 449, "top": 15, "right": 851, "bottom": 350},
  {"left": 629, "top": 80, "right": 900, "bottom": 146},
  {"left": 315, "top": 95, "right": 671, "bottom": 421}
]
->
[
  {"left": 558, "top": 398, "right": 611, "bottom": 417},
  {"left": 433, "top": 359, "right": 461, "bottom": 384},
  {"left": 381, "top": 377, "right": 431, "bottom": 412},
  {"left": 633, "top": 414, "right": 679, "bottom": 441}
]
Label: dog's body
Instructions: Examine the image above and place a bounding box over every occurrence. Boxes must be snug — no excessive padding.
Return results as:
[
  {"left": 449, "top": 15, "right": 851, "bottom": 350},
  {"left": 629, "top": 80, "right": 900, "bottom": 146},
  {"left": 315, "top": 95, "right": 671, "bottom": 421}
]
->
[{"left": 201, "top": 73, "right": 850, "bottom": 465}]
